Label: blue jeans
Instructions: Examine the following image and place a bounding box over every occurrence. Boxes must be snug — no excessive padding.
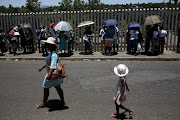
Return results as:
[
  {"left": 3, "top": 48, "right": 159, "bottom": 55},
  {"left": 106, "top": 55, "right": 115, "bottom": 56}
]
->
[
  {"left": 129, "top": 40, "right": 138, "bottom": 53},
  {"left": 151, "top": 38, "right": 157, "bottom": 54}
]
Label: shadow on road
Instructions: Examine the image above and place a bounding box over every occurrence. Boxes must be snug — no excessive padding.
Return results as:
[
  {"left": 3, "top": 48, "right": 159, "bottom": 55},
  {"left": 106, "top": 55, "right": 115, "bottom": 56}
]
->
[
  {"left": 47, "top": 99, "right": 69, "bottom": 112},
  {"left": 59, "top": 53, "right": 73, "bottom": 57},
  {"left": 112, "top": 111, "right": 129, "bottom": 120}
]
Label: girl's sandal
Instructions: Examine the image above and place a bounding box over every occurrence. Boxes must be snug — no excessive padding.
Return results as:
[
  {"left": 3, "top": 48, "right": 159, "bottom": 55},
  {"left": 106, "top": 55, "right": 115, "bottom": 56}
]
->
[
  {"left": 111, "top": 114, "right": 116, "bottom": 118},
  {"left": 129, "top": 111, "right": 133, "bottom": 119},
  {"left": 36, "top": 103, "right": 46, "bottom": 108}
]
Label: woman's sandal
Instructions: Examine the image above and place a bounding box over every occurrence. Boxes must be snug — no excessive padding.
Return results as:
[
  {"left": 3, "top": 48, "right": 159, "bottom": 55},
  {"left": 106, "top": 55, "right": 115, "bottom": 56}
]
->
[
  {"left": 129, "top": 111, "right": 133, "bottom": 119},
  {"left": 36, "top": 103, "right": 47, "bottom": 108}
]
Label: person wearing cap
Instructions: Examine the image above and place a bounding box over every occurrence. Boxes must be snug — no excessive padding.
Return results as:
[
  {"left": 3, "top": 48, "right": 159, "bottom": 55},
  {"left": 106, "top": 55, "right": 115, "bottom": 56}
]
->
[
  {"left": 112, "top": 64, "right": 134, "bottom": 119},
  {"left": 36, "top": 37, "right": 65, "bottom": 108},
  {"left": 9, "top": 26, "right": 20, "bottom": 55},
  {"left": 50, "top": 23, "right": 57, "bottom": 39}
]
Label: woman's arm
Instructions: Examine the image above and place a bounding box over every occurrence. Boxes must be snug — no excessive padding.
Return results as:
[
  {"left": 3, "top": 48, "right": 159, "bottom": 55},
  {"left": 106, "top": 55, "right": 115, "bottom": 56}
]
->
[
  {"left": 39, "top": 65, "right": 46, "bottom": 72},
  {"left": 46, "top": 68, "right": 55, "bottom": 80},
  {"left": 46, "top": 53, "right": 58, "bottom": 80}
]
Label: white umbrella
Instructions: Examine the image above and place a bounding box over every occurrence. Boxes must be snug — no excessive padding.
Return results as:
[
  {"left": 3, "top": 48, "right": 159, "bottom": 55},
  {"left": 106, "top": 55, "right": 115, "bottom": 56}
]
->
[
  {"left": 54, "top": 21, "right": 73, "bottom": 31},
  {"left": 77, "top": 21, "right": 94, "bottom": 27},
  {"left": 144, "top": 15, "right": 163, "bottom": 25}
]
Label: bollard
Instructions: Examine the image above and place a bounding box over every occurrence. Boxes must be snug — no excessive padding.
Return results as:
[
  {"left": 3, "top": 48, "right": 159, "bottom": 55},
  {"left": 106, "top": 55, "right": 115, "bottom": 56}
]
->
[{"left": 177, "top": 28, "right": 180, "bottom": 53}]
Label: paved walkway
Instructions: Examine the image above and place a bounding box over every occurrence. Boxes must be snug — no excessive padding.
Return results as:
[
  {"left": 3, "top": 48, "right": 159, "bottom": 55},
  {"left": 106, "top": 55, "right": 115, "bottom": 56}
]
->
[{"left": 0, "top": 50, "right": 180, "bottom": 61}]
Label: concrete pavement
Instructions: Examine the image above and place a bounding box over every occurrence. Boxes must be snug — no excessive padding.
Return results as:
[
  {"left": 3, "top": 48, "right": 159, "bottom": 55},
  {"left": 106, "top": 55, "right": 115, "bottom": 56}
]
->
[{"left": 0, "top": 50, "right": 180, "bottom": 61}]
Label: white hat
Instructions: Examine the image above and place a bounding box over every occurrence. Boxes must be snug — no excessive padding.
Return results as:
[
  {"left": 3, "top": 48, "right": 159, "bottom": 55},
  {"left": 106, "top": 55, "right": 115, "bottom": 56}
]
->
[
  {"left": 114, "top": 64, "right": 129, "bottom": 77},
  {"left": 13, "top": 26, "right": 18, "bottom": 31},
  {"left": 41, "top": 37, "right": 56, "bottom": 45}
]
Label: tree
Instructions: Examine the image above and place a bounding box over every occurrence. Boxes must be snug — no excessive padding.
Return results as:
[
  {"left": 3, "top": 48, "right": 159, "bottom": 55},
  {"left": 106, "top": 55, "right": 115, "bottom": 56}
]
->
[
  {"left": 169, "top": 0, "right": 179, "bottom": 4},
  {"left": 174, "top": 0, "right": 179, "bottom": 4},
  {"left": 26, "top": 0, "right": 41, "bottom": 12},
  {"left": 88, "top": 0, "right": 102, "bottom": 10},
  {"left": 73, "top": 0, "right": 85, "bottom": 10},
  {"left": 0, "top": 6, "right": 7, "bottom": 13},
  {"left": 59, "top": 0, "right": 73, "bottom": 11}
]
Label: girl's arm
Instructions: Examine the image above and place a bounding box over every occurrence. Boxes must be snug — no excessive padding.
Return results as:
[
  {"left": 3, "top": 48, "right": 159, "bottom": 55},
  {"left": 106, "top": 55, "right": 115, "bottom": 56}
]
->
[
  {"left": 39, "top": 65, "right": 46, "bottom": 72},
  {"left": 125, "top": 82, "right": 130, "bottom": 92}
]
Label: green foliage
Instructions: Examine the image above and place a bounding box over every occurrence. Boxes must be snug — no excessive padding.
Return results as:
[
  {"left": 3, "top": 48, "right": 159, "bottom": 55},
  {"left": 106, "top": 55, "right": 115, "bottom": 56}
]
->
[
  {"left": 59, "top": 0, "right": 73, "bottom": 11},
  {"left": 73, "top": 0, "right": 85, "bottom": 10},
  {"left": 26, "top": 0, "right": 41, "bottom": 12},
  {"left": 0, "top": 0, "right": 180, "bottom": 13},
  {"left": 87, "top": 0, "right": 102, "bottom": 10}
]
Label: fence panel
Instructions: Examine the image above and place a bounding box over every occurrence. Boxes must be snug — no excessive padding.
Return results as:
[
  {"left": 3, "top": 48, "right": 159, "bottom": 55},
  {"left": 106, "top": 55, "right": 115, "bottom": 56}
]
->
[{"left": 0, "top": 8, "right": 179, "bottom": 51}]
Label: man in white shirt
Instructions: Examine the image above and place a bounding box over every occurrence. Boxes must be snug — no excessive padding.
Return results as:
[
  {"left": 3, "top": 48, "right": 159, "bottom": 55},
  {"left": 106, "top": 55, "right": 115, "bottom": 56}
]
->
[
  {"left": 99, "top": 26, "right": 106, "bottom": 52},
  {"left": 158, "top": 26, "right": 167, "bottom": 54},
  {"left": 129, "top": 29, "right": 139, "bottom": 56},
  {"left": 113, "top": 25, "right": 119, "bottom": 53}
]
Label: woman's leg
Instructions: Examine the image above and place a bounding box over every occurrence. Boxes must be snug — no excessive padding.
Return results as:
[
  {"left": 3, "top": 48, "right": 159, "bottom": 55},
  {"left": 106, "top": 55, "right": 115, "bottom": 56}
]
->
[
  {"left": 43, "top": 88, "right": 49, "bottom": 104},
  {"left": 36, "top": 88, "right": 49, "bottom": 108},
  {"left": 55, "top": 86, "right": 65, "bottom": 105}
]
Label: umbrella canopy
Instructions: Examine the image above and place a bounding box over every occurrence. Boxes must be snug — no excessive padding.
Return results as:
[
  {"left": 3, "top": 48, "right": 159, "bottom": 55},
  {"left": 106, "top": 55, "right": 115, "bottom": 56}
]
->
[
  {"left": 54, "top": 21, "right": 73, "bottom": 31},
  {"left": 49, "top": 23, "right": 54, "bottom": 27},
  {"left": 19, "top": 23, "right": 32, "bottom": 29},
  {"left": 77, "top": 21, "right": 94, "bottom": 27},
  {"left": 103, "top": 19, "right": 119, "bottom": 26},
  {"left": 144, "top": 15, "right": 163, "bottom": 25},
  {"left": 128, "top": 23, "right": 141, "bottom": 28}
]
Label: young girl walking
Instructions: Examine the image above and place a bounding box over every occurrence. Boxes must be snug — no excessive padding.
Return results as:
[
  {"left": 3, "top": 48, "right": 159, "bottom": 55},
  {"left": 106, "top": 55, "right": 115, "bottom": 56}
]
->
[{"left": 112, "top": 64, "right": 134, "bottom": 119}]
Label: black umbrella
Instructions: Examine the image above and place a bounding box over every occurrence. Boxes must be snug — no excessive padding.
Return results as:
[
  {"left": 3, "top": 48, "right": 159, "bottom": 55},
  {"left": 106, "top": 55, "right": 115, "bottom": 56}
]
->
[{"left": 19, "top": 23, "right": 32, "bottom": 29}]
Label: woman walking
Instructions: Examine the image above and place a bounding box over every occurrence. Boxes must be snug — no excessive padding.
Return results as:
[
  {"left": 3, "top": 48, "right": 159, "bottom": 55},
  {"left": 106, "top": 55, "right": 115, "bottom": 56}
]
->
[{"left": 36, "top": 37, "right": 65, "bottom": 108}]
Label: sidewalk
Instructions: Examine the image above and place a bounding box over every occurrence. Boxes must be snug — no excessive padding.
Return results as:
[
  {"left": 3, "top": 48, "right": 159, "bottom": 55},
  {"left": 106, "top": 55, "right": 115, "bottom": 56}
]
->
[{"left": 0, "top": 50, "right": 180, "bottom": 61}]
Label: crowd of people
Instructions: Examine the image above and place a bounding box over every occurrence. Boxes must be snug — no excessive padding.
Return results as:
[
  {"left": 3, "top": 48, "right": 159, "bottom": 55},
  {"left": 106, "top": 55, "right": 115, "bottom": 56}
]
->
[
  {"left": 0, "top": 22, "right": 169, "bottom": 56},
  {"left": 98, "top": 23, "right": 167, "bottom": 56},
  {"left": 144, "top": 25, "right": 167, "bottom": 56},
  {"left": 36, "top": 23, "right": 74, "bottom": 57},
  {"left": 0, "top": 25, "right": 35, "bottom": 56}
]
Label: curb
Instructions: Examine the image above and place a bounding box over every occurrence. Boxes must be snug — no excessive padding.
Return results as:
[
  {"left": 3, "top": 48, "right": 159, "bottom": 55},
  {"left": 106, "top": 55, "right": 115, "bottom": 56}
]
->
[{"left": 0, "top": 57, "right": 180, "bottom": 61}]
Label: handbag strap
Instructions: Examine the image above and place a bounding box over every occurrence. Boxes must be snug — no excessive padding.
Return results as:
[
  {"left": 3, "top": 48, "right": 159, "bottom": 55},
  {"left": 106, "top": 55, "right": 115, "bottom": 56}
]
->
[{"left": 49, "top": 52, "right": 60, "bottom": 65}]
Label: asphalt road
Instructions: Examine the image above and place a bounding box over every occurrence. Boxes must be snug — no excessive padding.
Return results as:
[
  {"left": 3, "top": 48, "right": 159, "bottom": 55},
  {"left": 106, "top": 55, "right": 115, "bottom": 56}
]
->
[{"left": 0, "top": 60, "right": 180, "bottom": 120}]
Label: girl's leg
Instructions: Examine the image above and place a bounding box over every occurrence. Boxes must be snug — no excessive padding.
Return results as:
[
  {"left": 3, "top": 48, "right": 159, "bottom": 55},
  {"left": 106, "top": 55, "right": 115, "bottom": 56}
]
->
[
  {"left": 115, "top": 102, "right": 120, "bottom": 116},
  {"left": 119, "top": 104, "right": 134, "bottom": 118},
  {"left": 55, "top": 86, "right": 65, "bottom": 105}
]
